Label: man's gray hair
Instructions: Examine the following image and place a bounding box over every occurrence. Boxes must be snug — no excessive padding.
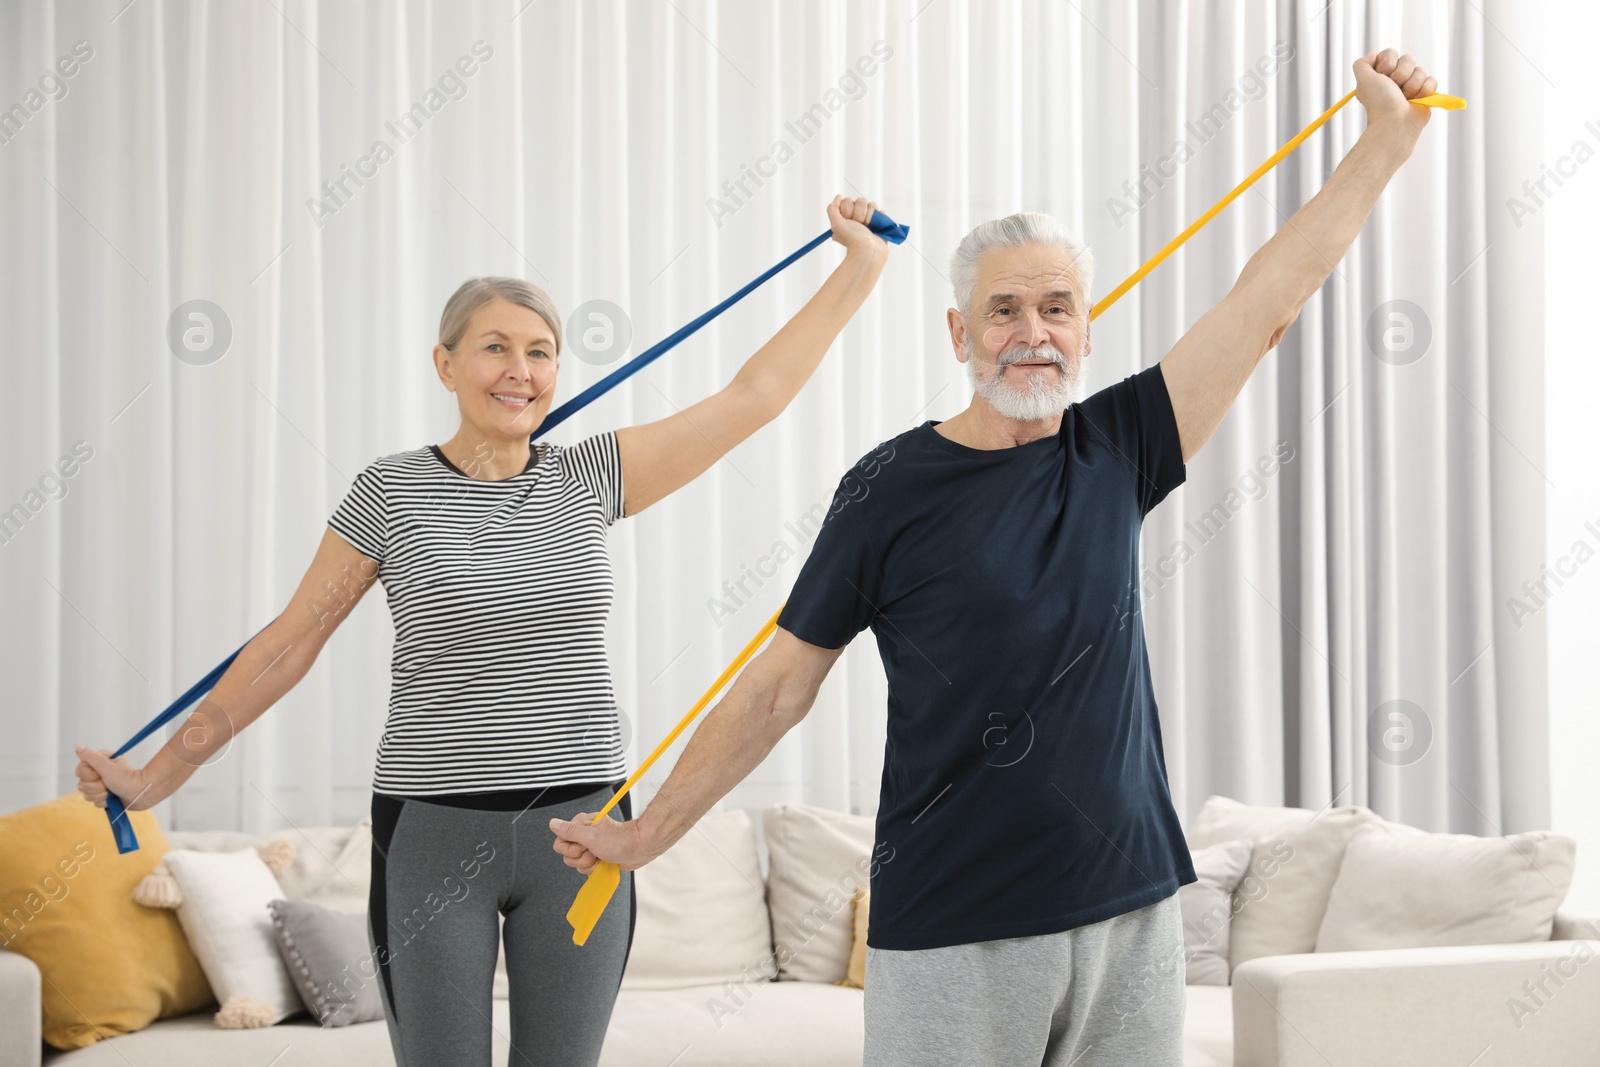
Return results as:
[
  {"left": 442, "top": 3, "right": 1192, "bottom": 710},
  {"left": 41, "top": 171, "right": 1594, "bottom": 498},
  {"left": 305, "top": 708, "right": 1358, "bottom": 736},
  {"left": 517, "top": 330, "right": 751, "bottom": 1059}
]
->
[{"left": 949, "top": 212, "right": 1095, "bottom": 317}]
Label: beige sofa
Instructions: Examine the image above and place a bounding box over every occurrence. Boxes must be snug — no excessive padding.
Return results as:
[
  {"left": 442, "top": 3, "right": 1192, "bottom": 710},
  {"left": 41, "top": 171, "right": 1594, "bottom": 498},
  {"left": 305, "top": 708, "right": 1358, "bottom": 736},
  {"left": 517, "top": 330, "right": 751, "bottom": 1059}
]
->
[{"left": 3, "top": 798, "right": 1597, "bottom": 1067}]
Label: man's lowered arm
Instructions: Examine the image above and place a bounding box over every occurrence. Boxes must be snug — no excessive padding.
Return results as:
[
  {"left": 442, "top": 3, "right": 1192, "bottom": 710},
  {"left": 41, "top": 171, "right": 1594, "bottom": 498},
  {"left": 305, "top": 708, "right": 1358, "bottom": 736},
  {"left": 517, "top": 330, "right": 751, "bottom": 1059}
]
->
[{"left": 550, "top": 628, "right": 845, "bottom": 871}]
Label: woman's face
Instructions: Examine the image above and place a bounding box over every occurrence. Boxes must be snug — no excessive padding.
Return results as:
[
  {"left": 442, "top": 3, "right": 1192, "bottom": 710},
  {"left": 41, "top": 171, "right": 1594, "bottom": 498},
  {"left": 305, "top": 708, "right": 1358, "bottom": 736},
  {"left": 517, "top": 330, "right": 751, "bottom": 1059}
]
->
[{"left": 436, "top": 298, "right": 560, "bottom": 440}]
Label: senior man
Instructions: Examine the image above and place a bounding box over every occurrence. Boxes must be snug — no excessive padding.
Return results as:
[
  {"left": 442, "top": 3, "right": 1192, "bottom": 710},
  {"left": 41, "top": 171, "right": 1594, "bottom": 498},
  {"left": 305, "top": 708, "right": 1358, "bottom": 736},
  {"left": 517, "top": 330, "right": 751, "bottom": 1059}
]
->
[{"left": 554, "top": 49, "right": 1440, "bottom": 1065}]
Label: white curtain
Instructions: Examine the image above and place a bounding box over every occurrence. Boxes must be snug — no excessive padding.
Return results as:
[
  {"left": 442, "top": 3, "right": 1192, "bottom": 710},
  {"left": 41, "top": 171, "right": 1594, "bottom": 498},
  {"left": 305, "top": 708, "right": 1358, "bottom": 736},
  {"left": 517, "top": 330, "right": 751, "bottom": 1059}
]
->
[{"left": 1, "top": 0, "right": 1534, "bottom": 841}]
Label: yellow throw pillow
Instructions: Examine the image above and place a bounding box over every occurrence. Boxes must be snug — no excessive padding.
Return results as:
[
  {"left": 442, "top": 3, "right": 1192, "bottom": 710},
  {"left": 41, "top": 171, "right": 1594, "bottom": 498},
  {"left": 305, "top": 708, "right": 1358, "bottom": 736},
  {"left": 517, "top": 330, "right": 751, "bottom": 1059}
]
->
[
  {"left": 0, "top": 793, "right": 214, "bottom": 1049},
  {"left": 836, "top": 886, "right": 869, "bottom": 990}
]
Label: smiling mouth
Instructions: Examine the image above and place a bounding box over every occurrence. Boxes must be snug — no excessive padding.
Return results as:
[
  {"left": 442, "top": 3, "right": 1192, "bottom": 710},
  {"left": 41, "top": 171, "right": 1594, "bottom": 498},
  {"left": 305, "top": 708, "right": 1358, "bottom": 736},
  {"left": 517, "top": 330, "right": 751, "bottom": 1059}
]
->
[{"left": 491, "top": 392, "right": 533, "bottom": 408}]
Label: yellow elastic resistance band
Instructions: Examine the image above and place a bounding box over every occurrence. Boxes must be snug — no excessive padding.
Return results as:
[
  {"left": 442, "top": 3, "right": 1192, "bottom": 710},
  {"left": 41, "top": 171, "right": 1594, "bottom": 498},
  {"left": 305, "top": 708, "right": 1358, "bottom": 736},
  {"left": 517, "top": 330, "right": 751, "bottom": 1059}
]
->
[{"left": 566, "top": 87, "right": 1465, "bottom": 945}]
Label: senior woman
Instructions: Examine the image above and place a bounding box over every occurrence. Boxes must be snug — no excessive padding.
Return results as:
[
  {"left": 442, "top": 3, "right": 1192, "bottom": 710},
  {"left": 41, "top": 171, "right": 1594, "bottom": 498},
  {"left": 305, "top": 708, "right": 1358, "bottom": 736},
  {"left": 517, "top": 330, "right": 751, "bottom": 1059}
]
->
[{"left": 72, "top": 195, "right": 890, "bottom": 1065}]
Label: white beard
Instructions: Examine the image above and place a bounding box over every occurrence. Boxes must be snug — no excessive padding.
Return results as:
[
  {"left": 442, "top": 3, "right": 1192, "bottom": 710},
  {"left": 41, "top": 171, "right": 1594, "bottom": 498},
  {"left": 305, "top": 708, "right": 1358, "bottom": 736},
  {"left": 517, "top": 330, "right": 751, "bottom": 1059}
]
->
[{"left": 965, "top": 340, "right": 1087, "bottom": 421}]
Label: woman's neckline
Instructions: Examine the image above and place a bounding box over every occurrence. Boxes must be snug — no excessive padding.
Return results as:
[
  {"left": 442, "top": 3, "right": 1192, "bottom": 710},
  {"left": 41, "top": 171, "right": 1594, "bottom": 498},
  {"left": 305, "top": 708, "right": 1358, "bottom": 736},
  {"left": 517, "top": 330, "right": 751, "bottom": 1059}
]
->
[{"left": 427, "top": 443, "right": 546, "bottom": 481}]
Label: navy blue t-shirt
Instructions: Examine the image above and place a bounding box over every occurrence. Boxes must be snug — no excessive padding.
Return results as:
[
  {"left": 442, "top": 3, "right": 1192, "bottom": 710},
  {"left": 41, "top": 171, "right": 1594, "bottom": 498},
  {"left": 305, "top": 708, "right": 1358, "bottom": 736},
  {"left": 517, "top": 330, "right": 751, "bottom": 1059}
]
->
[{"left": 777, "top": 362, "right": 1197, "bottom": 951}]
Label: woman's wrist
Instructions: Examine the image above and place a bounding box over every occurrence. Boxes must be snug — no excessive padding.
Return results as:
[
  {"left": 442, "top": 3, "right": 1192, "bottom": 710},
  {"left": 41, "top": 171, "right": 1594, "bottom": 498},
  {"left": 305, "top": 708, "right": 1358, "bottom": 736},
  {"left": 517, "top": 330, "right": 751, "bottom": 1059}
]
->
[
  {"left": 841, "top": 240, "right": 890, "bottom": 273},
  {"left": 139, "top": 745, "right": 195, "bottom": 807}
]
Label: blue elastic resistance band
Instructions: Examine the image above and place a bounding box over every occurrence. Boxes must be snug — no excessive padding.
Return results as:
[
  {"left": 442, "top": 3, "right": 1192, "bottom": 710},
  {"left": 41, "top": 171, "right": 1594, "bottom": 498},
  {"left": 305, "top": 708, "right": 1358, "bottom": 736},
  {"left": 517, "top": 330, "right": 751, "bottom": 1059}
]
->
[
  {"left": 538, "top": 211, "right": 908, "bottom": 435},
  {"left": 101, "top": 209, "right": 908, "bottom": 852}
]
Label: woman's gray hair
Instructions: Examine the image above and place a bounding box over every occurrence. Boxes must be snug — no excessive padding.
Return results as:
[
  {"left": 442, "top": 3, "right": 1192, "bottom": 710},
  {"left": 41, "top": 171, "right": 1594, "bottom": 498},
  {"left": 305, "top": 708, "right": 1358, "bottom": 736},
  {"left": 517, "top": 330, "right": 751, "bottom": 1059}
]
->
[
  {"left": 438, "top": 277, "right": 563, "bottom": 355},
  {"left": 949, "top": 212, "right": 1095, "bottom": 317}
]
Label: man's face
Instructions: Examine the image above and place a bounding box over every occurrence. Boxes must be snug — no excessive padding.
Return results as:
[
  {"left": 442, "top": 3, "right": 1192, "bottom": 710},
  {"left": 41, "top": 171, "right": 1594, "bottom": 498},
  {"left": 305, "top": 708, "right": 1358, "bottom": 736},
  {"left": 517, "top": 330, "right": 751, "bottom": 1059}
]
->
[{"left": 949, "top": 243, "right": 1090, "bottom": 419}]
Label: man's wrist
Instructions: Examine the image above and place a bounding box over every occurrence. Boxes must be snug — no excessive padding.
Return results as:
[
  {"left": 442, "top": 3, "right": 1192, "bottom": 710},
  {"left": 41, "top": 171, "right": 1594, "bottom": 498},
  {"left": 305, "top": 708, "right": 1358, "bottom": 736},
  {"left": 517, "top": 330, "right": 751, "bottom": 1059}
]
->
[
  {"left": 1360, "top": 116, "right": 1420, "bottom": 163},
  {"left": 632, "top": 799, "right": 692, "bottom": 862}
]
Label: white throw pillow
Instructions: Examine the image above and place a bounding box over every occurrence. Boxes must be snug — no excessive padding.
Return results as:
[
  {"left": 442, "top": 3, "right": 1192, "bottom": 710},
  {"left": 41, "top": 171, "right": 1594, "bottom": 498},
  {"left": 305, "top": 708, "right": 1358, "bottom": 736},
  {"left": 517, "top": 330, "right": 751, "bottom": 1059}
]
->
[
  {"left": 1179, "top": 839, "right": 1253, "bottom": 985},
  {"left": 1187, "top": 795, "right": 1377, "bottom": 975},
  {"left": 762, "top": 802, "right": 879, "bottom": 984},
  {"left": 1315, "top": 822, "right": 1576, "bottom": 952},
  {"left": 620, "top": 809, "right": 772, "bottom": 991},
  {"left": 162, "top": 848, "right": 305, "bottom": 1025}
]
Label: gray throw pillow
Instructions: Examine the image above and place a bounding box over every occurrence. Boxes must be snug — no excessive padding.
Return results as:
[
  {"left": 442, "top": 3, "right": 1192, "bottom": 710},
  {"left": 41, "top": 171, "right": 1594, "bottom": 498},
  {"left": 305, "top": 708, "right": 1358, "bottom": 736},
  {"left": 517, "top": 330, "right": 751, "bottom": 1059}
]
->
[
  {"left": 268, "top": 898, "right": 385, "bottom": 1026},
  {"left": 1179, "top": 838, "right": 1254, "bottom": 984}
]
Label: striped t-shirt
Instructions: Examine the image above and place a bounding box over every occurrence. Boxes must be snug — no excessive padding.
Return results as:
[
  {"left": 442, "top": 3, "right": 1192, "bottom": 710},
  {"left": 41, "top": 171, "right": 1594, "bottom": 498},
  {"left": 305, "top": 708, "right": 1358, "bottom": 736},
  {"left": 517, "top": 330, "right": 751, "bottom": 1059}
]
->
[{"left": 327, "top": 432, "right": 630, "bottom": 796}]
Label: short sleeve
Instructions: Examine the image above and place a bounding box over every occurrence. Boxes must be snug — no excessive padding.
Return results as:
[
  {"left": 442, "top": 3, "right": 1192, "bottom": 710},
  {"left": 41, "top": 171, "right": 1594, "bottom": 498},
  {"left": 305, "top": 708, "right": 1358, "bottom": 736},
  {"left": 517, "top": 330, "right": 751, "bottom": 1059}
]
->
[
  {"left": 1076, "top": 362, "right": 1187, "bottom": 516},
  {"left": 562, "top": 431, "right": 627, "bottom": 525},
  {"left": 328, "top": 461, "right": 388, "bottom": 562},
  {"left": 777, "top": 469, "right": 885, "bottom": 649}
]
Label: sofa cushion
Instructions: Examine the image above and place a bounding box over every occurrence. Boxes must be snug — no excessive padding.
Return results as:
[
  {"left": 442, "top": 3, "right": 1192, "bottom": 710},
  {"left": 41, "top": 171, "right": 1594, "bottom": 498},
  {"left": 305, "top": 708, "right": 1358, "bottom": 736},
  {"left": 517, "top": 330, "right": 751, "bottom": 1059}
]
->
[
  {"left": 762, "top": 802, "right": 877, "bottom": 983},
  {"left": 0, "top": 793, "right": 213, "bottom": 1049},
  {"left": 600, "top": 981, "right": 866, "bottom": 1066},
  {"left": 621, "top": 808, "right": 771, "bottom": 991},
  {"left": 1187, "top": 795, "right": 1377, "bottom": 974},
  {"left": 1315, "top": 822, "right": 1577, "bottom": 952},
  {"left": 290, "top": 819, "right": 373, "bottom": 913},
  {"left": 1179, "top": 838, "right": 1253, "bottom": 985},
  {"left": 1181, "top": 984, "right": 1234, "bottom": 1067},
  {"left": 40, "top": 983, "right": 871, "bottom": 1067},
  {"left": 40, "top": 1010, "right": 420, "bottom": 1065},
  {"left": 268, "top": 899, "right": 385, "bottom": 1026},
  {"left": 163, "top": 849, "right": 304, "bottom": 1025}
]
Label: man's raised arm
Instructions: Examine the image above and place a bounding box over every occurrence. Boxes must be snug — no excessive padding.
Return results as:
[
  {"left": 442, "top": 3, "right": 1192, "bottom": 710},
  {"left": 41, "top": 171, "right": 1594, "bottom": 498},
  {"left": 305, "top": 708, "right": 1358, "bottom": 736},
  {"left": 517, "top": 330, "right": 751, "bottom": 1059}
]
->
[
  {"left": 1160, "top": 48, "right": 1440, "bottom": 463},
  {"left": 550, "top": 628, "right": 846, "bottom": 872}
]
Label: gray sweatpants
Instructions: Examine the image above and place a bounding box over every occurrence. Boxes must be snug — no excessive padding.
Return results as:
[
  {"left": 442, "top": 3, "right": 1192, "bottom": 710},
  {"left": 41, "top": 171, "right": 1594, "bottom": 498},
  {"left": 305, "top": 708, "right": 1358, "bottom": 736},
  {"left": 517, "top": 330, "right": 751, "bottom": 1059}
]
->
[
  {"left": 367, "top": 784, "right": 634, "bottom": 1067},
  {"left": 863, "top": 892, "right": 1186, "bottom": 1067}
]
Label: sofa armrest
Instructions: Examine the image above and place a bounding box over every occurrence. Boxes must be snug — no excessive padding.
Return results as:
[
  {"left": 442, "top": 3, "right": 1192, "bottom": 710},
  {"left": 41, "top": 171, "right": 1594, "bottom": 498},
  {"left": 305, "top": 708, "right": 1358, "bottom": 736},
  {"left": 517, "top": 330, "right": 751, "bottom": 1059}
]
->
[
  {"left": 1553, "top": 910, "right": 1600, "bottom": 941},
  {"left": 1232, "top": 941, "right": 1600, "bottom": 1067},
  {"left": 0, "top": 950, "right": 42, "bottom": 1067}
]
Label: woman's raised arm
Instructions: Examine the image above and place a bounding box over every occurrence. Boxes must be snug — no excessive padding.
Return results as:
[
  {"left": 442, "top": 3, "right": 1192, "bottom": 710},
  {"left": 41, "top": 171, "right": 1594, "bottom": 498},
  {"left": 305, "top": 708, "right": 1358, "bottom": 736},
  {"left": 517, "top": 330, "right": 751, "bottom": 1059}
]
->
[
  {"left": 614, "top": 195, "right": 889, "bottom": 517},
  {"left": 73, "top": 527, "right": 381, "bottom": 812}
]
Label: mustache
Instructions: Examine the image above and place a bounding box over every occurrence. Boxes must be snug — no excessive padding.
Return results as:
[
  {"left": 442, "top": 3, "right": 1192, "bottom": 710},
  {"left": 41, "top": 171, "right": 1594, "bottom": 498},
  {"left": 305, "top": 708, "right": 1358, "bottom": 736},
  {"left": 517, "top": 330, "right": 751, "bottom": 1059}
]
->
[
  {"left": 998, "top": 343, "right": 1066, "bottom": 368},
  {"left": 968, "top": 342, "right": 1070, "bottom": 369}
]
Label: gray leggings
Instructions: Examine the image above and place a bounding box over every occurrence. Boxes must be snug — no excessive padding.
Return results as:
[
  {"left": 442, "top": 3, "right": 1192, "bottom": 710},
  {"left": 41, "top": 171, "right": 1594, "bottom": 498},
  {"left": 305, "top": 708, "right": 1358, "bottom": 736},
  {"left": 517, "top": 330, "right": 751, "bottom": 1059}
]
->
[
  {"left": 367, "top": 784, "right": 634, "bottom": 1067},
  {"left": 863, "top": 891, "right": 1186, "bottom": 1066}
]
